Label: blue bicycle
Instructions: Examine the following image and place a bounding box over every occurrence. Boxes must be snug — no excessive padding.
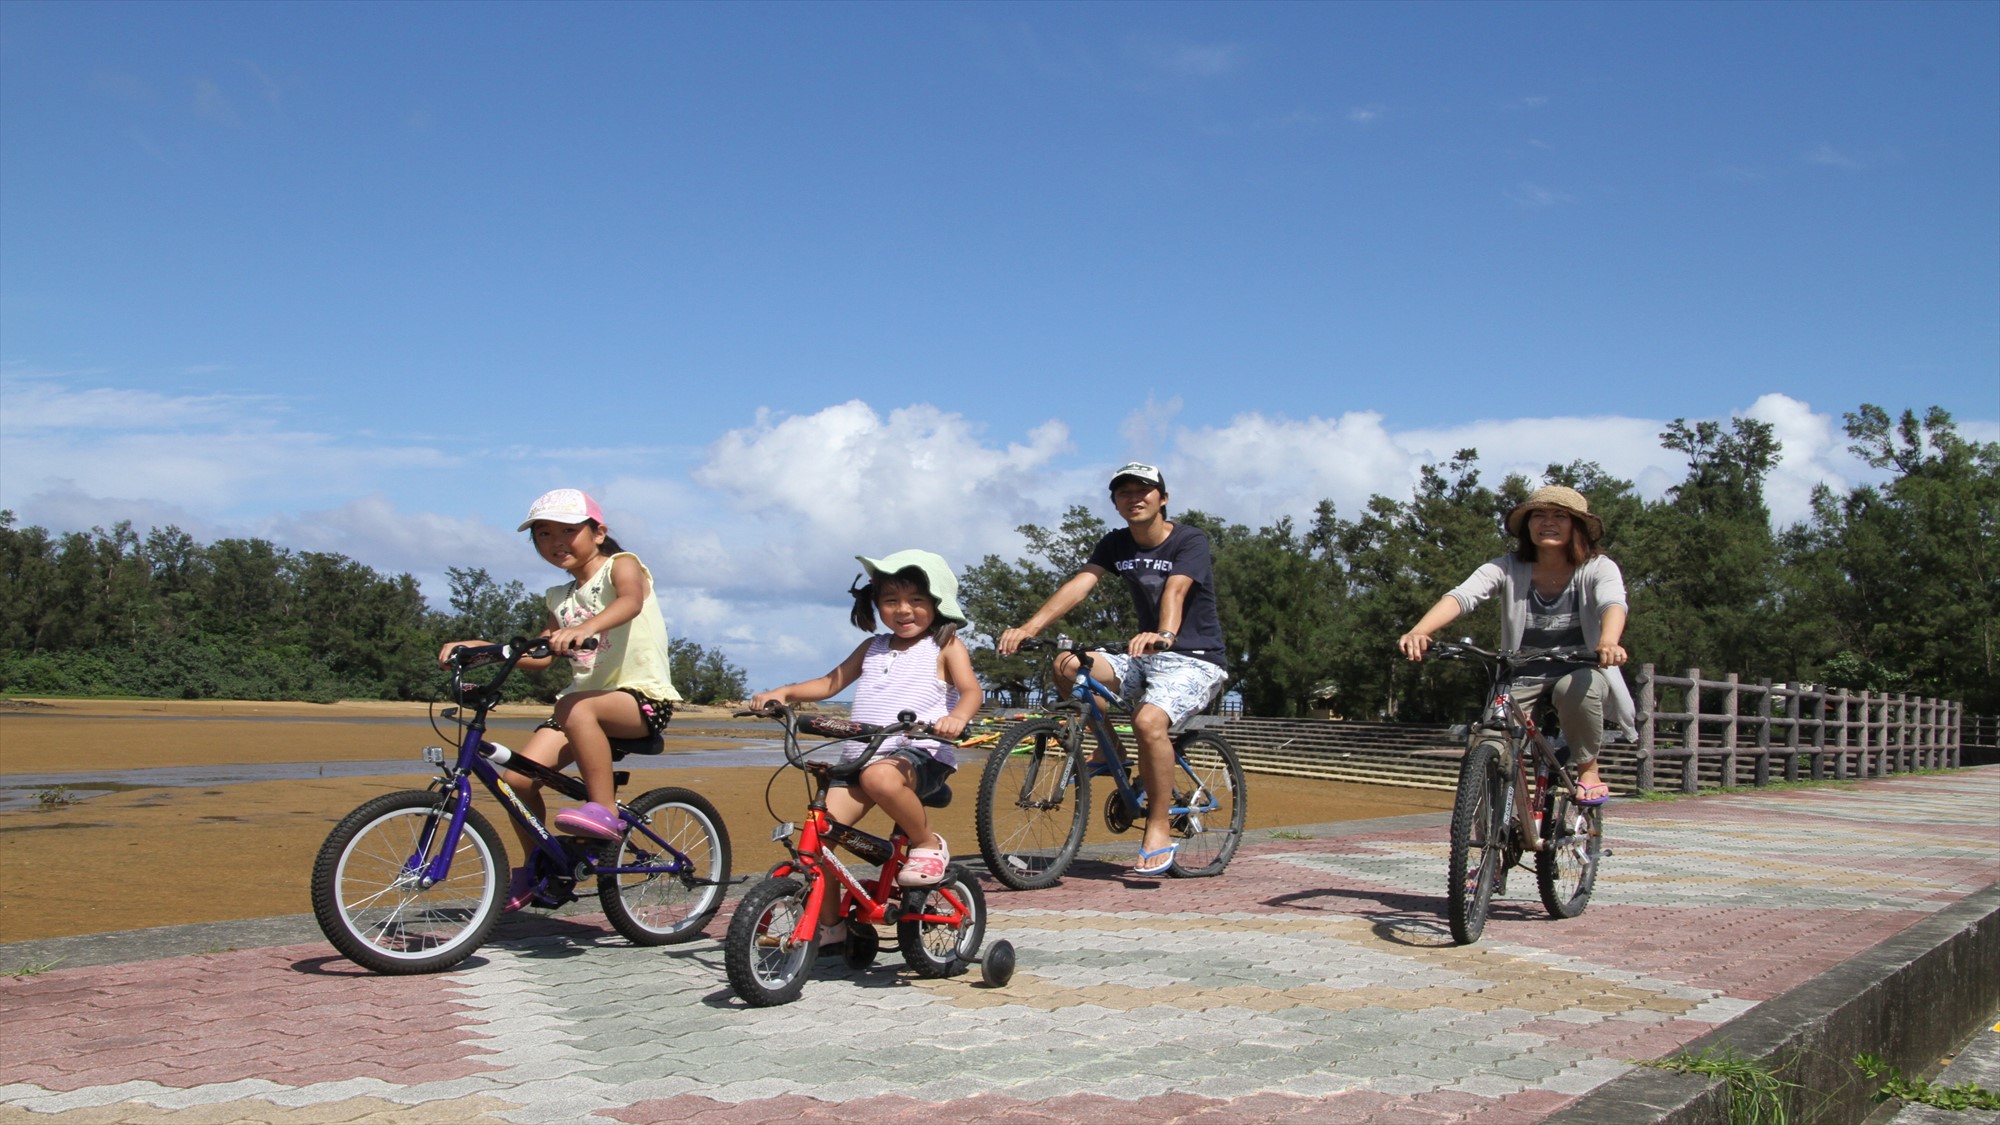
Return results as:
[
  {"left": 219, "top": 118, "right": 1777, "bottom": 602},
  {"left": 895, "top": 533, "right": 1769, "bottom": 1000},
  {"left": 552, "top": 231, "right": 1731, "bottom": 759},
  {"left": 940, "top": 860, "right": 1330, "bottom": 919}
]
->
[
  {"left": 974, "top": 638, "right": 1246, "bottom": 889},
  {"left": 310, "top": 637, "right": 733, "bottom": 974}
]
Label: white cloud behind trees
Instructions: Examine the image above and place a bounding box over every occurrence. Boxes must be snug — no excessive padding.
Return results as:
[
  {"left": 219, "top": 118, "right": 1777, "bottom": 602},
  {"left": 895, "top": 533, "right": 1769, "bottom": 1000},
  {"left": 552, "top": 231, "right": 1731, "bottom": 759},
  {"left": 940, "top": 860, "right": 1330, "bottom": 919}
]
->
[{"left": 5, "top": 365, "right": 1979, "bottom": 688}]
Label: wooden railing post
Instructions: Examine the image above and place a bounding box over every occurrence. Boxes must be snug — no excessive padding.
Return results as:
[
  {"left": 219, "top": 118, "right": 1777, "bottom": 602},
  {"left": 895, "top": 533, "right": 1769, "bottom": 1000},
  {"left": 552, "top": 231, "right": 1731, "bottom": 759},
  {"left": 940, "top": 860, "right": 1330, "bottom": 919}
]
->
[
  {"left": 1859, "top": 690, "right": 1876, "bottom": 777},
  {"left": 1754, "top": 677, "right": 1774, "bottom": 786},
  {"left": 1834, "top": 689, "right": 1851, "bottom": 779},
  {"left": 1949, "top": 703, "right": 1962, "bottom": 767},
  {"left": 1720, "top": 672, "right": 1740, "bottom": 788},
  {"left": 1636, "top": 663, "right": 1657, "bottom": 793},
  {"left": 1683, "top": 667, "right": 1703, "bottom": 794},
  {"left": 1784, "top": 682, "right": 1802, "bottom": 782},
  {"left": 1811, "top": 686, "right": 1828, "bottom": 780}
]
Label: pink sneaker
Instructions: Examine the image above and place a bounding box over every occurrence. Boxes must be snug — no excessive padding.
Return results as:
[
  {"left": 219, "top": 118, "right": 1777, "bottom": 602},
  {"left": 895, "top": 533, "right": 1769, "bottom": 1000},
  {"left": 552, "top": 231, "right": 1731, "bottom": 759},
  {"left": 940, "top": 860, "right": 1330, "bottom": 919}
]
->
[
  {"left": 503, "top": 867, "right": 540, "bottom": 913},
  {"left": 552, "top": 801, "right": 623, "bottom": 840},
  {"left": 897, "top": 835, "right": 949, "bottom": 887}
]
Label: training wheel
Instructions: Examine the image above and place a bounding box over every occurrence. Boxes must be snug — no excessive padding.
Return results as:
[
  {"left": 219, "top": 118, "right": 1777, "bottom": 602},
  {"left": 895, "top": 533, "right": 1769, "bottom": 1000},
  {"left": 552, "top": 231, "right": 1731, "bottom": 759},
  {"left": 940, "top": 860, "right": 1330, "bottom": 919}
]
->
[
  {"left": 842, "top": 925, "right": 879, "bottom": 970},
  {"left": 979, "top": 939, "right": 1017, "bottom": 987}
]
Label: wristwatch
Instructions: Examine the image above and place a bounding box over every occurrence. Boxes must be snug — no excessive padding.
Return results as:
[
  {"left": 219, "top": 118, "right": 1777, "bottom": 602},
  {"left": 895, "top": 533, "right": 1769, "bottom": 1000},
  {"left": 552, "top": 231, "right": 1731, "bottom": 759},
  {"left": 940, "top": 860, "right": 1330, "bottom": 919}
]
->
[{"left": 1157, "top": 631, "right": 1177, "bottom": 647}]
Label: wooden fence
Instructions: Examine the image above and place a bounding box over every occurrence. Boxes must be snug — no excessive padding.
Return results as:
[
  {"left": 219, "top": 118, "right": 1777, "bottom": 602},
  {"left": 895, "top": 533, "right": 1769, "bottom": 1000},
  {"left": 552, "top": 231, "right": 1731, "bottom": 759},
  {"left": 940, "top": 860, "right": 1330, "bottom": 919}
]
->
[{"left": 1631, "top": 665, "right": 1965, "bottom": 793}]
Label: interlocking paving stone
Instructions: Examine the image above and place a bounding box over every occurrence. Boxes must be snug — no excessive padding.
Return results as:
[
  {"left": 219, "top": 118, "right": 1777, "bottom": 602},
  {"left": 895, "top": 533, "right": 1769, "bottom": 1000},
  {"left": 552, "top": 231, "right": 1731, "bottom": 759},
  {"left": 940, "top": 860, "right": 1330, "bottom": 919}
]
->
[{"left": 2, "top": 769, "right": 1996, "bottom": 1123}]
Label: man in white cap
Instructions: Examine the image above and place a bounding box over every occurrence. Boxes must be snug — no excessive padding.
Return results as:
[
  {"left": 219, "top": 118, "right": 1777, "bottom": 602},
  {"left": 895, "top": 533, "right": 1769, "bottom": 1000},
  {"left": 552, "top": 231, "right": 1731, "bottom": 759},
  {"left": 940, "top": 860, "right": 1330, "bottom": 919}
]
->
[{"left": 998, "top": 462, "right": 1230, "bottom": 877}]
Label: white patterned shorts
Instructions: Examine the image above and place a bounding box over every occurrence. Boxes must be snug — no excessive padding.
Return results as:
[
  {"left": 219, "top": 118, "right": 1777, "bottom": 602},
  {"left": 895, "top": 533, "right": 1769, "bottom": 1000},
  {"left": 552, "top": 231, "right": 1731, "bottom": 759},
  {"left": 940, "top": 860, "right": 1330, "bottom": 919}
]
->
[{"left": 1098, "top": 651, "right": 1230, "bottom": 725}]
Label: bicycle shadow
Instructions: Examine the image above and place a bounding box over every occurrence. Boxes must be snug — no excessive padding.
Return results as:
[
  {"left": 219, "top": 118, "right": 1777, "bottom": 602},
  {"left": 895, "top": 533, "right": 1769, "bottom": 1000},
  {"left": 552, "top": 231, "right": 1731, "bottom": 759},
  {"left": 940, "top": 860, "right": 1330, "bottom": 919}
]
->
[
  {"left": 1263, "top": 885, "right": 1543, "bottom": 948},
  {"left": 293, "top": 915, "right": 730, "bottom": 976}
]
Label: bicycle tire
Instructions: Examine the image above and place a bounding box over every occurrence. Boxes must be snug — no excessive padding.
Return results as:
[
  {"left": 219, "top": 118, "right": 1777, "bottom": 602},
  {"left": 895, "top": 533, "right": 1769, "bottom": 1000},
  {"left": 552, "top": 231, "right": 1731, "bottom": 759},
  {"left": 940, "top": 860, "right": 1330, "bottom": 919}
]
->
[
  {"left": 1536, "top": 788, "right": 1603, "bottom": 919},
  {"left": 598, "top": 787, "right": 732, "bottom": 946},
  {"left": 311, "top": 790, "right": 504, "bottom": 975},
  {"left": 1167, "top": 732, "right": 1247, "bottom": 878},
  {"left": 1447, "top": 741, "right": 1509, "bottom": 945},
  {"left": 897, "top": 863, "right": 986, "bottom": 978},
  {"left": 723, "top": 875, "right": 817, "bottom": 1007},
  {"left": 975, "top": 717, "right": 1089, "bottom": 891}
]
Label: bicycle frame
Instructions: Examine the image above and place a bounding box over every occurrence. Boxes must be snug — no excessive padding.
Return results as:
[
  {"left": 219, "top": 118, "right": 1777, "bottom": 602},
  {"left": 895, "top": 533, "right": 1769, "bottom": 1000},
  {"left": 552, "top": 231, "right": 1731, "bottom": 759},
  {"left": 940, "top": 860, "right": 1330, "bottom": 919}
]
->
[
  {"left": 757, "top": 712, "right": 975, "bottom": 944},
  {"left": 410, "top": 641, "right": 707, "bottom": 893},
  {"left": 1446, "top": 642, "right": 1598, "bottom": 857},
  {"left": 1050, "top": 643, "right": 1221, "bottom": 823}
]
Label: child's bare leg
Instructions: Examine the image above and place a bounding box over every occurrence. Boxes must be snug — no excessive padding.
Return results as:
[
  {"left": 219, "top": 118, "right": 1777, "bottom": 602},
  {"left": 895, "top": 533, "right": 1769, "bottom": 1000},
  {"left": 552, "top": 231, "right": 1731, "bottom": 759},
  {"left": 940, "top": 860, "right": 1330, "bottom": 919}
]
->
[
  {"left": 503, "top": 726, "right": 571, "bottom": 862},
  {"left": 551, "top": 691, "right": 648, "bottom": 808},
  {"left": 821, "top": 786, "right": 877, "bottom": 928},
  {"left": 857, "top": 759, "right": 933, "bottom": 846}
]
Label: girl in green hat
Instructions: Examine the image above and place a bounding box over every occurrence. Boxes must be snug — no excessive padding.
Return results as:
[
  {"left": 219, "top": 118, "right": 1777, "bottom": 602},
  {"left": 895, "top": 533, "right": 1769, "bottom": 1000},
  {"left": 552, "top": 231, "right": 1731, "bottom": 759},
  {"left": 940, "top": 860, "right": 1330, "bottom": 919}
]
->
[{"left": 751, "top": 550, "right": 982, "bottom": 894}]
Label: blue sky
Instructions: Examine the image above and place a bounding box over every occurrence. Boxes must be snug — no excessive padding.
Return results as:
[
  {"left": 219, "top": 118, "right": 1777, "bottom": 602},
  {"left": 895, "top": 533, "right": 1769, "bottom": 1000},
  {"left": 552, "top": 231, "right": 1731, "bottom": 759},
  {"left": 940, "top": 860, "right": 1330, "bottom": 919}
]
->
[{"left": 3, "top": 1, "right": 1996, "bottom": 690}]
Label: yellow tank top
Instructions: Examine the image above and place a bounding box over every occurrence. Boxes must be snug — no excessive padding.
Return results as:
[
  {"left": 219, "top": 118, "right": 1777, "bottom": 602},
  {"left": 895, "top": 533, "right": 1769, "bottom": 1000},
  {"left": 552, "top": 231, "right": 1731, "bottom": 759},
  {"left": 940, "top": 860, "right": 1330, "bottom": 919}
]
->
[{"left": 545, "top": 552, "right": 680, "bottom": 701}]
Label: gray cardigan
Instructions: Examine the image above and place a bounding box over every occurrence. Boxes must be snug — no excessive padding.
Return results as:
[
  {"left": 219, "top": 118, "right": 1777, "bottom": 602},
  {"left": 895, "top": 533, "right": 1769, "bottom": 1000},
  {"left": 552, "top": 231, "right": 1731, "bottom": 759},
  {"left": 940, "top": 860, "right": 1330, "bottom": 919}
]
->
[{"left": 1445, "top": 554, "right": 1637, "bottom": 740}]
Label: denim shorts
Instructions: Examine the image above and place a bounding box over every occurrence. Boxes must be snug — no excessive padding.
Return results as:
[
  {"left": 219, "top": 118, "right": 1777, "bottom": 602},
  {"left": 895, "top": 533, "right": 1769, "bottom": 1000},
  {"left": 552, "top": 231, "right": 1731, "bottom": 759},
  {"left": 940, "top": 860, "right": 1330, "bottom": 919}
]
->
[
  {"left": 1098, "top": 651, "right": 1230, "bottom": 726},
  {"left": 830, "top": 747, "right": 955, "bottom": 801}
]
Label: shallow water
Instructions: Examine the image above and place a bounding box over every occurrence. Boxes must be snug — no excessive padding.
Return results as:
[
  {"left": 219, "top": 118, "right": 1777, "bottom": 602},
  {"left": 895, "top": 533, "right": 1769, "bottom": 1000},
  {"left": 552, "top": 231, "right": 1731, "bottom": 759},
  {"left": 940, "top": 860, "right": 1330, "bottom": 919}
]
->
[{"left": 0, "top": 745, "right": 793, "bottom": 811}]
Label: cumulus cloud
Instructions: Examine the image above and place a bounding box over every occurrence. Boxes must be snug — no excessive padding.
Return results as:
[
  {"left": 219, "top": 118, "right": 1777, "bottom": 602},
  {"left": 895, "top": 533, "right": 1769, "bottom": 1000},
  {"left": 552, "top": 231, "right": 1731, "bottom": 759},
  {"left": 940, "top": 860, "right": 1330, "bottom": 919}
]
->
[{"left": 694, "top": 400, "right": 1071, "bottom": 558}]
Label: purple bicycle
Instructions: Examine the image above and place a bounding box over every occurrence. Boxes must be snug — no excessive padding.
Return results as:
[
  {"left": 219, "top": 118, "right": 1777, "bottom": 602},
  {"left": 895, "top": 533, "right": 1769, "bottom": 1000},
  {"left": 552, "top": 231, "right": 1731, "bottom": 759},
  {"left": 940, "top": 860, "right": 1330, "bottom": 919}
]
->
[{"left": 310, "top": 637, "right": 732, "bottom": 974}]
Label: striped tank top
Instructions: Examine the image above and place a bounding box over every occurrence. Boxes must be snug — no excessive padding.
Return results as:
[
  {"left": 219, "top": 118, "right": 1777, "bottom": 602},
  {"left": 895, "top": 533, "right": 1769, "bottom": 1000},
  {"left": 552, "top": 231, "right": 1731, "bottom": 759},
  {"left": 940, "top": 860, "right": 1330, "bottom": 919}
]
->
[{"left": 845, "top": 634, "right": 959, "bottom": 770}]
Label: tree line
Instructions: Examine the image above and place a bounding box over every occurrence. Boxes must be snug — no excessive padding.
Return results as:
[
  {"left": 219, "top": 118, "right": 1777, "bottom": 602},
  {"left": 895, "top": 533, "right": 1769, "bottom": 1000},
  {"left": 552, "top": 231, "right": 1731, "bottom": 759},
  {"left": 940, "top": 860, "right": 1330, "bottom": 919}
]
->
[
  {"left": 960, "top": 405, "right": 1998, "bottom": 722},
  {"left": 0, "top": 526, "right": 748, "bottom": 705},
  {"left": 2, "top": 404, "right": 1989, "bottom": 719}
]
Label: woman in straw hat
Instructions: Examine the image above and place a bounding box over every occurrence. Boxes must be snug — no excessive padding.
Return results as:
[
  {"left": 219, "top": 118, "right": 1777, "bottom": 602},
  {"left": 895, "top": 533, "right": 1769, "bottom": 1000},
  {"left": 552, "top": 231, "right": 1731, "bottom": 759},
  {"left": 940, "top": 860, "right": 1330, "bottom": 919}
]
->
[{"left": 1397, "top": 485, "right": 1633, "bottom": 804}]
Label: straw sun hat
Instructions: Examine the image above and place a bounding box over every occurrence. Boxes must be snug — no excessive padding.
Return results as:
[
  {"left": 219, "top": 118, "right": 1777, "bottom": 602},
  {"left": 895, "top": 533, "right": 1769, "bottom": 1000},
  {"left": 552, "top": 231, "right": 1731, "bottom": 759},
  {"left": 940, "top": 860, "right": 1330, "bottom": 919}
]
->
[{"left": 1505, "top": 485, "right": 1605, "bottom": 543}]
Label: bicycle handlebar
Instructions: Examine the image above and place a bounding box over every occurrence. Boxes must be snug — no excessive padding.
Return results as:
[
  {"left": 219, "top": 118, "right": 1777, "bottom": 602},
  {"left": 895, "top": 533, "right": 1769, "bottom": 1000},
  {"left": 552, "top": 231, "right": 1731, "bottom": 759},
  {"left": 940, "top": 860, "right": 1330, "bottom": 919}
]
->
[
  {"left": 733, "top": 704, "right": 947, "bottom": 779},
  {"left": 1011, "top": 635, "right": 1168, "bottom": 655},
  {"left": 448, "top": 636, "right": 598, "bottom": 669},
  {"left": 1425, "top": 640, "right": 1602, "bottom": 668}
]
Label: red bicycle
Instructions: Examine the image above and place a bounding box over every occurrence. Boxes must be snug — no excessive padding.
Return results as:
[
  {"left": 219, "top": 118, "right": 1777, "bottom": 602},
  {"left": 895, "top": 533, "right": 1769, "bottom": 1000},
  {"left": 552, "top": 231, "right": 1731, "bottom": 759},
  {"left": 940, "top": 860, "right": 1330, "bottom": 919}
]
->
[{"left": 722, "top": 705, "right": 1016, "bottom": 1007}]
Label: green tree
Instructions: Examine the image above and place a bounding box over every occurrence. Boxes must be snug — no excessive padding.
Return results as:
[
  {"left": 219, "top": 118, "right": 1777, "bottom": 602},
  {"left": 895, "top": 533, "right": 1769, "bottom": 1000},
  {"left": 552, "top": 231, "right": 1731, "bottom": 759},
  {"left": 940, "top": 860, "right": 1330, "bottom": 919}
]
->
[
  {"left": 1622, "top": 417, "right": 1783, "bottom": 678},
  {"left": 669, "top": 638, "right": 749, "bottom": 705},
  {"left": 1791, "top": 406, "right": 1999, "bottom": 711},
  {"left": 960, "top": 505, "right": 1137, "bottom": 704}
]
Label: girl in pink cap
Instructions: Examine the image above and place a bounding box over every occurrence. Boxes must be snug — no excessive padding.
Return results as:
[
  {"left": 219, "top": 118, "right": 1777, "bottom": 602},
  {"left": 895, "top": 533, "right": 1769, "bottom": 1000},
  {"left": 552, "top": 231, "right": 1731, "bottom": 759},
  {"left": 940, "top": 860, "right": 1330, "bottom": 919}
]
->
[{"left": 438, "top": 488, "right": 681, "bottom": 911}]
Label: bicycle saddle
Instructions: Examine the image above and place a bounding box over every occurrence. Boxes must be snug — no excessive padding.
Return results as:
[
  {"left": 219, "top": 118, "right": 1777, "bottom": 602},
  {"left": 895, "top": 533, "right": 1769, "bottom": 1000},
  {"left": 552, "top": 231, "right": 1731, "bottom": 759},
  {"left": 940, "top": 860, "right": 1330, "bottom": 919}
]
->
[{"left": 608, "top": 734, "right": 666, "bottom": 760}]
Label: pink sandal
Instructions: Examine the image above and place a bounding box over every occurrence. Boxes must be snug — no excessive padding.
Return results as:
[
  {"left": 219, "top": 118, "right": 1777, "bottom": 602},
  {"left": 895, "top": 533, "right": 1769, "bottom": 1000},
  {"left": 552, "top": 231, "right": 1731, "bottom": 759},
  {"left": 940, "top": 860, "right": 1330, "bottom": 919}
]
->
[
  {"left": 898, "top": 835, "right": 949, "bottom": 887},
  {"left": 553, "top": 801, "right": 623, "bottom": 840}
]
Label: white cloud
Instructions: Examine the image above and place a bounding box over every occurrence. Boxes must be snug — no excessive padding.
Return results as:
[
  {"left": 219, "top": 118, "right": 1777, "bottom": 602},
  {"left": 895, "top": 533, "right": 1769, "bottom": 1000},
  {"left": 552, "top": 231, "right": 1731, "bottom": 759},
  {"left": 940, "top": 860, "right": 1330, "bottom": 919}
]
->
[
  {"left": 1507, "top": 181, "right": 1572, "bottom": 208},
  {"left": 193, "top": 77, "right": 239, "bottom": 126},
  {"left": 1804, "top": 142, "right": 1862, "bottom": 169},
  {"left": 1347, "top": 104, "right": 1385, "bottom": 125},
  {"left": 1148, "top": 42, "right": 1245, "bottom": 79}
]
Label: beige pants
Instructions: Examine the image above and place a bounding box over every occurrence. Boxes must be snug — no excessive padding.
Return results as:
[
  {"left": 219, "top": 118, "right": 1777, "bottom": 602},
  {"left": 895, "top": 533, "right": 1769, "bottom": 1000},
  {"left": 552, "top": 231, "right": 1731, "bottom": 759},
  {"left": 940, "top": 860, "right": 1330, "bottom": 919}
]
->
[{"left": 1509, "top": 667, "right": 1609, "bottom": 767}]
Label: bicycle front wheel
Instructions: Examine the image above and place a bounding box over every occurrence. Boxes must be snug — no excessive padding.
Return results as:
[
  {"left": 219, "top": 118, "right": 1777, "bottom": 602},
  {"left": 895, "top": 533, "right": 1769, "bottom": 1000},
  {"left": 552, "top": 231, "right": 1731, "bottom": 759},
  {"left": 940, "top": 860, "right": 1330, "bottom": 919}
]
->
[
  {"left": 599, "top": 787, "right": 732, "bottom": 946},
  {"left": 1447, "top": 741, "right": 1509, "bottom": 945},
  {"left": 311, "top": 790, "right": 504, "bottom": 974},
  {"left": 723, "top": 875, "right": 817, "bottom": 1007},
  {"left": 976, "top": 717, "right": 1089, "bottom": 890},
  {"left": 1168, "top": 732, "right": 1247, "bottom": 878},
  {"left": 1536, "top": 787, "right": 1603, "bottom": 919}
]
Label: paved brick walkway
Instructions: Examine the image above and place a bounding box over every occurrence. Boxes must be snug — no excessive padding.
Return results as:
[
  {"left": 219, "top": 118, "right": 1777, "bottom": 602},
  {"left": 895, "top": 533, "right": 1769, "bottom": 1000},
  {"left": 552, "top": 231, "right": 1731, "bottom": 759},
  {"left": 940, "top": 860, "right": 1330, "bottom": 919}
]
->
[{"left": 2, "top": 770, "right": 1996, "bottom": 1123}]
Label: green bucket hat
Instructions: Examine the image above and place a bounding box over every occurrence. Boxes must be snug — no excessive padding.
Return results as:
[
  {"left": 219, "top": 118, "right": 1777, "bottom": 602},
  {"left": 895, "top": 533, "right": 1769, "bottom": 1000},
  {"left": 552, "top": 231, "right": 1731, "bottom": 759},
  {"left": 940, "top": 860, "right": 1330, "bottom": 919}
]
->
[{"left": 855, "top": 549, "right": 968, "bottom": 626}]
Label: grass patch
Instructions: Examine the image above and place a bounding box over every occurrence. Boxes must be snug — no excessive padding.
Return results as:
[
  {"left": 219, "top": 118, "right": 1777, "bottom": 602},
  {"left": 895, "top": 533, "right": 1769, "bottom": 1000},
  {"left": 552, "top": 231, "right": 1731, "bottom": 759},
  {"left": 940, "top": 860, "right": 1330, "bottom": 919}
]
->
[
  {"left": 1855, "top": 1052, "right": 2000, "bottom": 1112},
  {"left": 1267, "top": 830, "right": 1314, "bottom": 840},
  {"left": 32, "top": 785, "right": 76, "bottom": 808},
  {"left": 1638, "top": 1045, "right": 1796, "bottom": 1125},
  {"left": 7, "top": 955, "right": 66, "bottom": 978}
]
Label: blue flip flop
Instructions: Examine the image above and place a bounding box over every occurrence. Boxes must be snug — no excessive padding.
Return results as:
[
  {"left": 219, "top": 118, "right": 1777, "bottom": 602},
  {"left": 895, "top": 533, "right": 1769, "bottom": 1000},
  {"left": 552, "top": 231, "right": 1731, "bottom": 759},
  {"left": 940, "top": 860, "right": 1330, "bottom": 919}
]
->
[
  {"left": 1576, "top": 781, "right": 1613, "bottom": 806},
  {"left": 1130, "top": 842, "right": 1178, "bottom": 877}
]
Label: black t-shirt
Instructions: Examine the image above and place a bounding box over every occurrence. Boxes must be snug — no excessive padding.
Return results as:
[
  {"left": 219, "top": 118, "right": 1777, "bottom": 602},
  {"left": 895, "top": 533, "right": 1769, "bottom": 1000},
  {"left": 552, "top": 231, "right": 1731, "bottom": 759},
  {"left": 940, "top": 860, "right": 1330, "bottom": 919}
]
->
[{"left": 1085, "top": 523, "right": 1227, "bottom": 668}]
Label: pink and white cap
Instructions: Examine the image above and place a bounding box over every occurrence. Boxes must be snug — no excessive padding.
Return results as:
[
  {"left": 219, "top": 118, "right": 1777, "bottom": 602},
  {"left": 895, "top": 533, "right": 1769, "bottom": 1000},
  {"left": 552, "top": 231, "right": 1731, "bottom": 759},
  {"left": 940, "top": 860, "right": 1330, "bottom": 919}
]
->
[{"left": 517, "top": 488, "right": 605, "bottom": 531}]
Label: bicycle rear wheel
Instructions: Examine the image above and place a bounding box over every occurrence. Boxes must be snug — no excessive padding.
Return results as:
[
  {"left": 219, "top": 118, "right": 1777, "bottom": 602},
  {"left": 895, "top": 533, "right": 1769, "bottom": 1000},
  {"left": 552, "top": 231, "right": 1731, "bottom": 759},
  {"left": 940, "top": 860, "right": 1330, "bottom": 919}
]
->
[
  {"left": 311, "top": 790, "right": 504, "bottom": 974},
  {"left": 598, "top": 787, "right": 732, "bottom": 945},
  {"left": 976, "top": 717, "right": 1089, "bottom": 890},
  {"left": 1447, "top": 741, "right": 1509, "bottom": 945},
  {"left": 1536, "top": 786, "right": 1603, "bottom": 919},
  {"left": 897, "top": 863, "right": 986, "bottom": 978},
  {"left": 1168, "top": 732, "right": 1246, "bottom": 878}
]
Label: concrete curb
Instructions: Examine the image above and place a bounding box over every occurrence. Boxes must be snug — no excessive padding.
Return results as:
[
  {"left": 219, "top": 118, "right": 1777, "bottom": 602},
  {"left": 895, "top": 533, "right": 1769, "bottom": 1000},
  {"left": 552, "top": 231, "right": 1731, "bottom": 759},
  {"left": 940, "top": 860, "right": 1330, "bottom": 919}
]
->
[{"left": 1547, "top": 881, "right": 2000, "bottom": 1125}]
